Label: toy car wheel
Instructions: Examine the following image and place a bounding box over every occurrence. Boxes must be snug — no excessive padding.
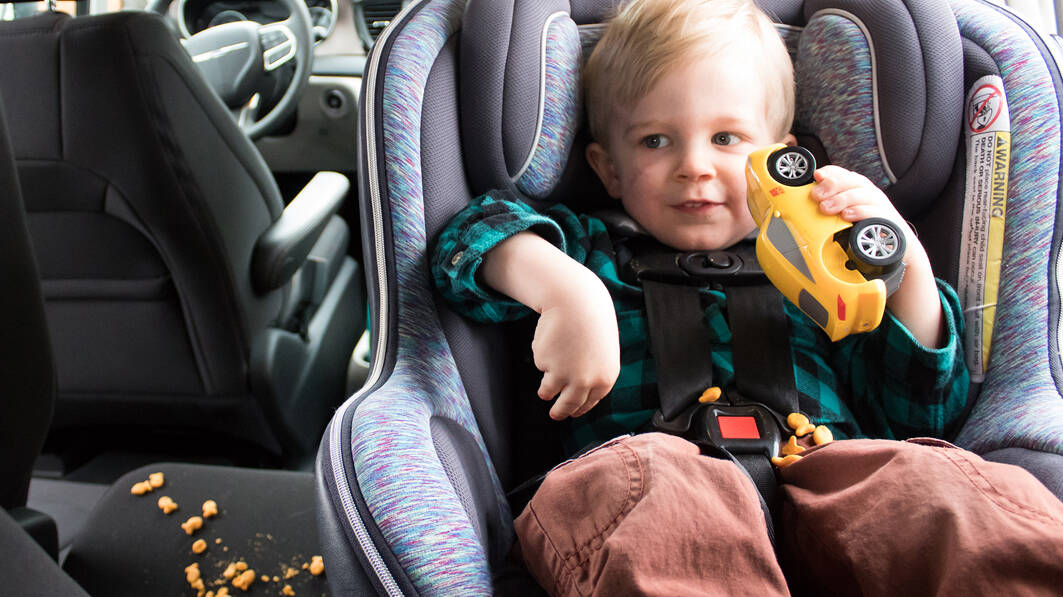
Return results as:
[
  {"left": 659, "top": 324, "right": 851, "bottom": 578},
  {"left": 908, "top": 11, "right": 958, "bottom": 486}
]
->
[
  {"left": 849, "top": 217, "right": 906, "bottom": 267},
  {"left": 767, "top": 146, "right": 816, "bottom": 186}
]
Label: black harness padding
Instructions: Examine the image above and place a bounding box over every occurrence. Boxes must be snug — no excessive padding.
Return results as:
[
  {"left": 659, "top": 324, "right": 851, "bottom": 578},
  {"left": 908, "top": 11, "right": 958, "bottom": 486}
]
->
[
  {"left": 620, "top": 231, "right": 799, "bottom": 421},
  {"left": 726, "top": 285, "right": 800, "bottom": 417},
  {"left": 643, "top": 279, "right": 717, "bottom": 420}
]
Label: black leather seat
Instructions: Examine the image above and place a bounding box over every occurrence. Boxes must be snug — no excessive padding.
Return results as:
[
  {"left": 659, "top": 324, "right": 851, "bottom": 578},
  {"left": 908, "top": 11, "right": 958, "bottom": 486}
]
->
[{"left": 0, "top": 7, "right": 364, "bottom": 461}]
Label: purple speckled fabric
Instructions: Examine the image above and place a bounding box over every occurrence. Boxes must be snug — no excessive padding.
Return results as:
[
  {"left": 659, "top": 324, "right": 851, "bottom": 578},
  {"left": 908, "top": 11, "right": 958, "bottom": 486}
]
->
[
  {"left": 950, "top": 0, "right": 1063, "bottom": 456},
  {"left": 795, "top": 13, "right": 892, "bottom": 187},
  {"left": 349, "top": 0, "right": 510, "bottom": 594},
  {"left": 516, "top": 13, "right": 582, "bottom": 199}
]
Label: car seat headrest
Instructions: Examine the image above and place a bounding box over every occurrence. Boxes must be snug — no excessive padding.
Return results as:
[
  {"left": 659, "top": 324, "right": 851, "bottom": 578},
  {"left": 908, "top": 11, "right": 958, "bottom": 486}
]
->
[
  {"left": 460, "top": 0, "right": 963, "bottom": 215},
  {"left": 795, "top": 0, "right": 963, "bottom": 212},
  {"left": 460, "top": 0, "right": 585, "bottom": 202}
]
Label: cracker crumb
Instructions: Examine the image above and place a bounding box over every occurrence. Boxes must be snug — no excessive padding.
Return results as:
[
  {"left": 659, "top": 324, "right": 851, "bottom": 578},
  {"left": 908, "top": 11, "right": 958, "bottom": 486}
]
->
[
  {"left": 181, "top": 516, "right": 204, "bottom": 535},
  {"left": 202, "top": 499, "right": 219, "bottom": 518},
  {"left": 260, "top": 574, "right": 269, "bottom": 583},
  {"left": 232, "top": 570, "right": 255, "bottom": 591},
  {"left": 222, "top": 563, "right": 238, "bottom": 579},
  {"left": 157, "top": 496, "right": 178, "bottom": 514},
  {"left": 130, "top": 481, "right": 153, "bottom": 495},
  {"left": 301, "top": 563, "right": 308, "bottom": 570},
  {"left": 215, "top": 537, "right": 223, "bottom": 544},
  {"left": 282, "top": 585, "right": 296, "bottom": 596},
  {"left": 216, "top": 589, "right": 230, "bottom": 597},
  {"left": 235, "top": 561, "right": 248, "bottom": 571},
  {"left": 272, "top": 575, "right": 280, "bottom": 582},
  {"left": 192, "top": 539, "right": 207, "bottom": 554},
  {"left": 185, "top": 563, "right": 201, "bottom": 584},
  {"left": 308, "top": 555, "right": 324, "bottom": 576},
  {"left": 283, "top": 567, "right": 299, "bottom": 579},
  {"left": 148, "top": 472, "right": 165, "bottom": 488}
]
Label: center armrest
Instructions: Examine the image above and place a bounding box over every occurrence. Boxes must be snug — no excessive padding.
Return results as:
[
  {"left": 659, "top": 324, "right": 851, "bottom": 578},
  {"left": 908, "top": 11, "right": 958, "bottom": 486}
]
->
[{"left": 251, "top": 171, "right": 350, "bottom": 293}]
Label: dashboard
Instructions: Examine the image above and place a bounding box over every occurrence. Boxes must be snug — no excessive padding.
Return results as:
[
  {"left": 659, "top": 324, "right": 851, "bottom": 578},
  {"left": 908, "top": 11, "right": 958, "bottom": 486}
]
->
[{"left": 177, "top": 0, "right": 339, "bottom": 42}]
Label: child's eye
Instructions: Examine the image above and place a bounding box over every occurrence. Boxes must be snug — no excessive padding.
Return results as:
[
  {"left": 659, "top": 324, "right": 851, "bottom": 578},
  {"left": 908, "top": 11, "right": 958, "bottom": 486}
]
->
[
  {"left": 642, "top": 134, "right": 670, "bottom": 149},
  {"left": 712, "top": 132, "right": 740, "bottom": 146}
]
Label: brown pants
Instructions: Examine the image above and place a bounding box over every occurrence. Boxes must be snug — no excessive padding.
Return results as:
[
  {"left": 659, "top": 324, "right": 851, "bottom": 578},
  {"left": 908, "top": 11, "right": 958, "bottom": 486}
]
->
[{"left": 514, "top": 433, "right": 1063, "bottom": 596}]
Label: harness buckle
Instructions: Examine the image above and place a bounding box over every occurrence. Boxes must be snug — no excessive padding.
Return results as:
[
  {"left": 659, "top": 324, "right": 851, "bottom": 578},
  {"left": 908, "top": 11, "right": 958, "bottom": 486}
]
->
[
  {"left": 651, "top": 386, "right": 788, "bottom": 460},
  {"left": 692, "top": 403, "right": 783, "bottom": 460}
]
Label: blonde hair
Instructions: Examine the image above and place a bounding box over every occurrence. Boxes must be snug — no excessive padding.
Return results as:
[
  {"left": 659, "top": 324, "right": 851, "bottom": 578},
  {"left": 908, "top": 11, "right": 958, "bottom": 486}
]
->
[{"left": 584, "top": 0, "right": 795, "bottom": 144}]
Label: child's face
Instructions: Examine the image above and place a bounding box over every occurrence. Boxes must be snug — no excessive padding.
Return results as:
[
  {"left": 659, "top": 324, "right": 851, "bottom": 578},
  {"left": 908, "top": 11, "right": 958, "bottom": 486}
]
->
[{"left": 587, "top": 51, "right": 792, "bottom": 251}]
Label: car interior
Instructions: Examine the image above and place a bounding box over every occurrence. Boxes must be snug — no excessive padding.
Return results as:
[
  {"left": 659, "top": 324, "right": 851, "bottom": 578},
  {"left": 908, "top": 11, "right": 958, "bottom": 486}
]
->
[{"left": 1, "top": 0, "right": 1062, "bottom": 595}]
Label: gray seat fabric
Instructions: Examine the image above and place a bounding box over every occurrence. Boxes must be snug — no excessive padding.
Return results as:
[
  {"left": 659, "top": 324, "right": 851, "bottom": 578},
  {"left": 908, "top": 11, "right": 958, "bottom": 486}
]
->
[{"left": 0, "top": 10, "right": 364, "bottom": 460}]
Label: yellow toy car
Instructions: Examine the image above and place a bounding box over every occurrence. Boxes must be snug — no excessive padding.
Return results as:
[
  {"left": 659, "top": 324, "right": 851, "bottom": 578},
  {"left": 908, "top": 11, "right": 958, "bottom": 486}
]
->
[{"left": 745, "top": 144, "right": 906, "bottom": 341}]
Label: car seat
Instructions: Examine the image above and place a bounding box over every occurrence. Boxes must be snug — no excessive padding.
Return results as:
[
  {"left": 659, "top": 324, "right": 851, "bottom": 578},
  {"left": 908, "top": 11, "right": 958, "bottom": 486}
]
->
[
  {"left": 316, "top": 0, "right": 1063, "bottom": 593},
  {"left": 0, "top": 5, "right": 365, "bottom": 462}
]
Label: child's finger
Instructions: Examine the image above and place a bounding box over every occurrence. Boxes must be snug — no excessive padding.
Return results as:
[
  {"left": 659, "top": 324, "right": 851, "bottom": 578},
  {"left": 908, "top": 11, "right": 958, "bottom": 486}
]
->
[
  {"left": 571, "top": 385, "right": 609, "bottom": 418},
  {"left": 812, "top": 167, "right": 871, "bottom": 202},
  {"left": 818, "top": 187, "right": 869, "bottom": 214},
  {"left": 836, "top": 202, "right": 882, "bottom": 223},
  {"left": 550, "top": 386, "right": 586, "bottom": 420},
  {"left": 538, "top": 373, "right": 563, "bottom": 401}
]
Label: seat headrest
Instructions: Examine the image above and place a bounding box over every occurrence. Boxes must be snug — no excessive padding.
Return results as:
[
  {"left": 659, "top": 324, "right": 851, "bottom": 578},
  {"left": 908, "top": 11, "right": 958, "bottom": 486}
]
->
[
  {"left": 460, "top": 0, "right": 584, "bottom": 202},
  {"left": 460, "top": 0, "right": 962, "bottom": 214},
  {"left": 796, "top": 0, "right": 963, "bottom": 213}
]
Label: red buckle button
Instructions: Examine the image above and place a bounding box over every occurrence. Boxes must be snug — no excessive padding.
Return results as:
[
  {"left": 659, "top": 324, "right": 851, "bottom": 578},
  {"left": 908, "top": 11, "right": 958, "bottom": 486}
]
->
[{"left": 717, "top": 416, "right": 760, "bottom": 439}]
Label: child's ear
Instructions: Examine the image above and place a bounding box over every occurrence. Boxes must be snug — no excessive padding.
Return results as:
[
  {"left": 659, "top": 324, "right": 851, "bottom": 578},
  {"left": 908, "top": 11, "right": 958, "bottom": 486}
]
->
[
  {"left": 586, "top": 142, "right": 622, "bottom": 199},
  {"left": 782, "top": 133, "right": 798, "bottom": 147}
]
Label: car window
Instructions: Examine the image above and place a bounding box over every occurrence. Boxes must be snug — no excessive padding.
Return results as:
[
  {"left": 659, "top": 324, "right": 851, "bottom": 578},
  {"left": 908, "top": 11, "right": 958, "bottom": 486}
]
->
[
  {"left": 992, "top": 0, "right": 1060, "bottom": 33},
  {"left": 1, "top": 1, "right": 80, "bottom": 19}
]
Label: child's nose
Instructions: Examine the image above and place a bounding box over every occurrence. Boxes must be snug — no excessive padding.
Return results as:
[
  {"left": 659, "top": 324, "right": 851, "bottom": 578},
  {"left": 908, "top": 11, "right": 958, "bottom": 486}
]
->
[{"left": 676, "top": 145, "right": 717, "bottom": 181}]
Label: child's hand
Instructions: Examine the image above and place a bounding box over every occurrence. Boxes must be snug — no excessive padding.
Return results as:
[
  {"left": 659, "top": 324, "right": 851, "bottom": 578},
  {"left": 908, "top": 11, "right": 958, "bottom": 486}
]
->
[
  {"left": 811, "top": 166, "right": 914, "bottom": 246},
  {"left": 810, "top": 166, "right": 944, "bottom": 348},
  {"left": 532, "top": 271, "right": 621, "bottom": 420},
  {"left": 481, "top": 231, "right": 620, "bottom": 420}
]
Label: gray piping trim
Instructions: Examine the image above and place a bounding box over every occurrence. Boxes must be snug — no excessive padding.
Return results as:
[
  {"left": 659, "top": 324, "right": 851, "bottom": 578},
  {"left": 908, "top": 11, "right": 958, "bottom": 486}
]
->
[
  {"left": 810, "top": 8, "right": 897, "bottom": 184},
  {"left": 512, "top": 11, "right": 568, "bottom": 184}
]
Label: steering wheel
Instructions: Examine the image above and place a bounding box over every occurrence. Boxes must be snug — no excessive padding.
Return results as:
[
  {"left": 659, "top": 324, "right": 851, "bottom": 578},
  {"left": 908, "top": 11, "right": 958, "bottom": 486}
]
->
[{"left": 147, "top": 0, "right": 313, "bottom": 140}]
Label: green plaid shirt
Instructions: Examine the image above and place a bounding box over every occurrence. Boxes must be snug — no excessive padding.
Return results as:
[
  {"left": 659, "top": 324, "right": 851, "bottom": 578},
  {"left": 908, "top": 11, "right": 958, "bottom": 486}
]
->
[{"left": 432, "top": 190, "right": 970, "bottom": 451}]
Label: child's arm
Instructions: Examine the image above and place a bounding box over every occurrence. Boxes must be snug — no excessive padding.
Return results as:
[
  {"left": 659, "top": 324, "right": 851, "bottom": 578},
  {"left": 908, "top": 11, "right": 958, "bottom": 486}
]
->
[
  {"left": 811, "top": 166, "right": 944, "bottom": 348},
  {"left": 482, "top": 231, "right": 621, "bottom": 420}
]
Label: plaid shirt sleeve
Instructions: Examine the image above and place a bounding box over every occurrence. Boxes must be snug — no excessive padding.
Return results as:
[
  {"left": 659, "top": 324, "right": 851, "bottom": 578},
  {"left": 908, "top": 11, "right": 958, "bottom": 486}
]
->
[
  {"left": 832, "top": 279, "right": 971, "bottom": 439},
  {"left": 430, "top": 190, "right": 593, "bottom": 323}
]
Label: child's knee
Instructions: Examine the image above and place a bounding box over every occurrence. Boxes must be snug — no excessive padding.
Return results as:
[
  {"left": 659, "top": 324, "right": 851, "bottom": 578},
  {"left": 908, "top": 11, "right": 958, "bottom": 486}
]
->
[{"left": 515, "top": 433, "right": 785, "bottom": 596}]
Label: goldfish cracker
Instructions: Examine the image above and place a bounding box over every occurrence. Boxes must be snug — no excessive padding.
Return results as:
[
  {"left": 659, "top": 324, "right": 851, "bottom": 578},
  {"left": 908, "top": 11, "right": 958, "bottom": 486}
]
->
[
  {"left": 771, "top": 454, "right": 803, "bottom": 468},
  {"left": 780, "top": 435, "right": 805, "bottom": 456},
  {"left": 181, "top": 516, "right": 203, "bottom": 535},
  {"left": 812, "top": 425, "right": 833, "bottom": 445}
]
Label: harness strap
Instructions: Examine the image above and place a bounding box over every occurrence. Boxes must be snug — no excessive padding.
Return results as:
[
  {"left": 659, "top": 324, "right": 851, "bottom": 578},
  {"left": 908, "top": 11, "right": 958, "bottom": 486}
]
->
[
  {"left": 643, "top": 279, "right": 717, "bottom": 421},
  {"left": 726, "top": 285, "right": 800, "bottom": 417}
]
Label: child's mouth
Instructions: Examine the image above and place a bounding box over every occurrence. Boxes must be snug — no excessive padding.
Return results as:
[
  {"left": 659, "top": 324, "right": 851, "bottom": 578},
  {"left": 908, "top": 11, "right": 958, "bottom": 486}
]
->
[{"left": 674, "top": 200, "right": 719, "bottom": 214}]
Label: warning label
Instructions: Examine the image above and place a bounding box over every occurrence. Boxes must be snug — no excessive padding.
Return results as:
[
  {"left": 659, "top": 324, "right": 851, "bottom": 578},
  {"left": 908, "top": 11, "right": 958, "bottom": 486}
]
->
[{"left": 958, "top": 76, "right": 1009, "bottom": 382}]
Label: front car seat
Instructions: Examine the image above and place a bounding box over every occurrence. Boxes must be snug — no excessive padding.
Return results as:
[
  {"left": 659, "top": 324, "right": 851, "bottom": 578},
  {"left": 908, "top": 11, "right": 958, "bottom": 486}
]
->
[
  {"left": 0, "top": 70, "right": 331, "bottom": 597},
  {"left": 0, "top": 6, "right": 365, "bottom": 460},
  {"left": 317, "top": 0, "right": 1063, "bottom": 593}
]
